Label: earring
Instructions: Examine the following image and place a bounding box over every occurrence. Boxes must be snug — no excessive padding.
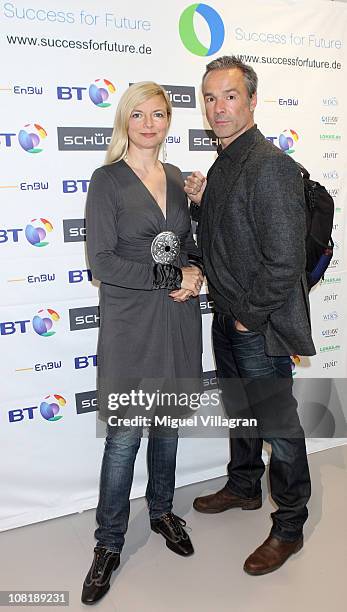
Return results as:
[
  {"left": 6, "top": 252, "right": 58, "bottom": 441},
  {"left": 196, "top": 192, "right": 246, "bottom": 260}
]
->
[{"left": 162, "top": 141, "right": 167, "bottom": 163}]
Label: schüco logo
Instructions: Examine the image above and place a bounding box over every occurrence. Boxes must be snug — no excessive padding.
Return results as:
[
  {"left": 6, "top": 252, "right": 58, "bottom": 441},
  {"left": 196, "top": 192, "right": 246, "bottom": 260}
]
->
[{"left": 179, "top": 3, "right": 225, "bottom": 56}]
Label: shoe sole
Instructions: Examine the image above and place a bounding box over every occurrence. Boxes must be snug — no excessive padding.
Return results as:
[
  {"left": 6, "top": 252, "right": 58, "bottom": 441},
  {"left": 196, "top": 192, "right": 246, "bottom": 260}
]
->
[
  {"left": 193, "top": 498, "right": 262, "bottom": 513},
  {"left": 243, "top": 540, "right": 304, "bottom": 576}
]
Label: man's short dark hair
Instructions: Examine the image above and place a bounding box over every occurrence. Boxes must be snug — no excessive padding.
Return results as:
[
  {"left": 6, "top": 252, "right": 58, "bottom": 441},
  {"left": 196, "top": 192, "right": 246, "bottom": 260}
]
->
[{"left": 202, "top": 55, "right": 258, "bottom": 99}]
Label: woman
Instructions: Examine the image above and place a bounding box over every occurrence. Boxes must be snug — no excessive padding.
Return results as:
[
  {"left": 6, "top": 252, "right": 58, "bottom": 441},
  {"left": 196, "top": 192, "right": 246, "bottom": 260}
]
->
[{"left": 81, "top": 82, "right": 203, "bottom": 605}]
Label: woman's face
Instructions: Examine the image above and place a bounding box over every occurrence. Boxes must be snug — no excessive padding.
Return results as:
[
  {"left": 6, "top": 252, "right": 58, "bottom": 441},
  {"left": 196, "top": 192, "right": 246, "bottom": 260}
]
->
[{"left": 127, "top": 94, "right": 169, "bottom": 152}]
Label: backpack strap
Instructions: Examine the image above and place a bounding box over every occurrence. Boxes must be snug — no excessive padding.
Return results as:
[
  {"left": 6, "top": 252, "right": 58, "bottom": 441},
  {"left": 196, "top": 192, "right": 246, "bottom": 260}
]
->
[{"left": 295, "top": 161, "right": 310, "bottom": 180}]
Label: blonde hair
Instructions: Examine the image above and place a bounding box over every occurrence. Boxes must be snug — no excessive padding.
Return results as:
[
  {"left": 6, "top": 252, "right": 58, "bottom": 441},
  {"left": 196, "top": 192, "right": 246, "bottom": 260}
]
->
[{"left": 106, "top": 81, "right": 172, "bottom": 164}]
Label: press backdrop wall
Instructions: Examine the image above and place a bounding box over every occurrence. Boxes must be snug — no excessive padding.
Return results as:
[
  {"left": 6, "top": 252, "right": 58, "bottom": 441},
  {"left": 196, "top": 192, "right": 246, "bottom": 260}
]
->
[{"left": 1, "top": 0, "right": 346, "bottom": 530}]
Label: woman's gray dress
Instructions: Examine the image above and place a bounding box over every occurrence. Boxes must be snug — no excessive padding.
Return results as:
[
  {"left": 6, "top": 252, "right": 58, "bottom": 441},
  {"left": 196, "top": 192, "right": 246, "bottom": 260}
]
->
[{"left": 86, "top": 160, "right": 202, "bottom": 419}]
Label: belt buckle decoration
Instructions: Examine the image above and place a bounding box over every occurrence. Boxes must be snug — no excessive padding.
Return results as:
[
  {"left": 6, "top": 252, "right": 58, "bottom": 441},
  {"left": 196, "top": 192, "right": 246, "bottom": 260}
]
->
[{"left": 151, "top": 231, "right": 180, "bottom": 264}]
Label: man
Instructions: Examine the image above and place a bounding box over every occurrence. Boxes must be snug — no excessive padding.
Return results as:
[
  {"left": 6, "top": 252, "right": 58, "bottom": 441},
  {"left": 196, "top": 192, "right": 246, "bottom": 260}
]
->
[{"left": 185, "top": 56, "right": 315, "bottom": 575}]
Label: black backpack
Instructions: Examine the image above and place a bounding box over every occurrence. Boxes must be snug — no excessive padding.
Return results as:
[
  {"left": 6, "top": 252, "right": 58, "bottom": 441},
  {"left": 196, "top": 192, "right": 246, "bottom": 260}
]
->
[{"left": 296, "top": 162, "right": 334, "bottom": 290}]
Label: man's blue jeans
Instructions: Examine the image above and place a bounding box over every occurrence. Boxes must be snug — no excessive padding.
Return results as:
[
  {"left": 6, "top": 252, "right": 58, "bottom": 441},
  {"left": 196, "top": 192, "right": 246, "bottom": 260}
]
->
[
  {"left": 213, "top": 313, "right": 311, "bottom": 542},
  {"left": 95, "top": 426, "right": 178, "bottom": 553}
]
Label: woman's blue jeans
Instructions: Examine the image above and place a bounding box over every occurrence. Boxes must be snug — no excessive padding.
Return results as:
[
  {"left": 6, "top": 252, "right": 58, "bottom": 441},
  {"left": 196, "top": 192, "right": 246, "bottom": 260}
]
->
[{"left": 95, "top": 425, "right": 178, "bottom": 553}]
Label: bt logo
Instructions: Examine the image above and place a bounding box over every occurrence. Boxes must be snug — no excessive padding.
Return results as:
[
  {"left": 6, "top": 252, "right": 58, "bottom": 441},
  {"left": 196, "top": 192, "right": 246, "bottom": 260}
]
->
[
  {"left": 68, "top": 269, "right": 92, "bottom": 283},
  {"left": 8, "top": 394, "right": 66, "bottom": 423},
  {"left": 18, "top": 123, "right": 47, "bottom": 153},
  {"left": 62, "top": 179, "right": 90, "bottom": 193},
  {"left": 266, "top": 129, "right": 299, "bottom": 155},
  {"left": 57, "top": 79, "right": 116, "bottom": 107},
  {"left": 0, "top": 217, "right": 53, "bottom": 246},
  {"left": 74, "top": 355, "right": 98, "bottom": 369},
  {"left": 179, "top": 3, "right": 225, "bottom": 56},
  {"left": 25, "top": 218, "right": 53, "bottom": 247},
  {"left": 0, "top": 308, "right": 60, "bottom": 336},
  {"left": 1, "top": 123, "right": 47, "bottom": 152},
  {"left": 33, "top": 308, "right": 60, "bottom": 337}
]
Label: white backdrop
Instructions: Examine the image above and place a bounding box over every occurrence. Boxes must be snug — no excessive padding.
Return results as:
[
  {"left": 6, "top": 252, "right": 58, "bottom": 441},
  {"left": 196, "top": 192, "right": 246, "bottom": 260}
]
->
[{"left": 1, "top": 0, "right": 346, "bottom": 531}]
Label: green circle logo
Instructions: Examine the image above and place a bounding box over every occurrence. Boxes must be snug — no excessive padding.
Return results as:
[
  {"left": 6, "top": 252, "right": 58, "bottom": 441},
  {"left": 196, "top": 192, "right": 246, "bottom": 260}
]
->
[{"left": 179, "top": 3, "right": 225, "bottom": 57}]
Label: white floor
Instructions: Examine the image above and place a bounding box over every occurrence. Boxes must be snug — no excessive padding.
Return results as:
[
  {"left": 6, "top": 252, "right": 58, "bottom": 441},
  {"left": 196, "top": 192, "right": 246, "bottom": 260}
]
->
[{"left": 1, "top": 444, "right": 346, "bottom": 612}]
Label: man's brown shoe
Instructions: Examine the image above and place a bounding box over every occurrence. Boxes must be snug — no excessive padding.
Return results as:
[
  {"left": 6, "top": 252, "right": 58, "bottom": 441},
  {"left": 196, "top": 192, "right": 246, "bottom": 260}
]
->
[
  {"left": 193, "top": 485, "right": 262, "bottom": 513},
  {"left": 243, "top": 535, "right": 304, "bottom": 575}
]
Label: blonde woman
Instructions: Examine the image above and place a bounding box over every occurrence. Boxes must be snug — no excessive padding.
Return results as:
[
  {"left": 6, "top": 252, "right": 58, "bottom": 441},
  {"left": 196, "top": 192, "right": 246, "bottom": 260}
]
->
[{"left": 82, "top": 82, "right": 203, "bottom": 605}]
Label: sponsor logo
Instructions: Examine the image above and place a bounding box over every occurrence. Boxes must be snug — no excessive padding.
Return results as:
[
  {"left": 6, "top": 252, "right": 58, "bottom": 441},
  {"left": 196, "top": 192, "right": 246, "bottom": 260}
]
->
[
  {"left": 322, "top": 97, "right": 338, "bottom": 106},
  {"left": 25, "top": 218, "right": 53, "bottom": 247},
  {"left": 320, "top": 344, "right": 340, "bottom": 353},
  {"left": 63, "top": 219, "right": 86, "bottom": 242},
  {"left": 68, "top": 269, "right": 92, "bottom": 283},
  {"left": 74, "top": 355, "right": 97, "bottom": 369},
  {"left": 165, "top": 135, "right": 181, "bottom": 144},
  {"left": 5, "top": 85, "right": 44, "bottom": 96},
  {"left": 18, "top": 123, "right": 47, "bottom": 153},
  {"left": 278, "top": 97, "right": 299, "bottom": 106},
  {"left": 290, "top": 355, "right": 300, "bottom": 376},
  {"left": 266, "top": 129, "right": 299, "bottom": 155},
  {"left": 323, "top": 151, "right": 338, "bottom": 160},
  {"left": 57, "top": 79, "right": 116, "bottom": 107},
  {"left": 62, "top": 179, "right": 90, "bottom": 193},
  {"left": 199, "top": 293, "right": 214, "bottom": 314},
  {"left": 0, "top": 218, "right": 53, "bottom": 246},
  {"left": 57, "top": 127, "right": 112, "bottom": 151},
  {"left": 322, "top": 171, "right": 339, "bottom": 180},
  {"left": 321, "top": 328, "right": 338, "bottom": 338},
  {"left": 69, "top": 306, "right": 100, "bottom": 331},
  {"left": 323, "top": 293, "right": 338, "bottom": 302},
  {"left": 202, "top": 370, "right": 218, "bottom": 390},
  {"left": 321, "top": 116, "right": 338, "bottom": 126},
  {"left": 33, "top": 308, "right": 60, "bottom": 337},
  {"left": 322, "top": 311, "right": 338, "bottom": 321},
  {"left": 320, "top": 276, "right": 341, "bottom": 285},
  {"left": 0, "top": 308, "right": 60, "bottom": 336},
  {"left": 322, "top": 359, "right": 338, "bottom": 370},
  {"left": 163, "top": 85, "right": 196, "bottom": 108},
  {"left": 8, "top": 394, "right": 66, "bottom": 423},
  {"left": 179, "top": 3, "right": 225, "bottom": 56},
  {"left": 15, "top": 360, "right": 62, "bottom": 374},
  {"left": 320, "top": 134, "right": 341, "bottom": 141},
  {"left": 189, "top": 129, "right": 219, "bottom": 151},
  {"left": 76, "top": 390, "right": 98, "bottom": 414}
]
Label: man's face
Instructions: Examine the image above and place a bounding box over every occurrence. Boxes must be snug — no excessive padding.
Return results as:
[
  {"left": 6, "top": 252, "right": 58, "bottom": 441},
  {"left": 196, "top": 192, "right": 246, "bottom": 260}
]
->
[{"left": 202, "top": 68, "right": 257, "bottom": 148}]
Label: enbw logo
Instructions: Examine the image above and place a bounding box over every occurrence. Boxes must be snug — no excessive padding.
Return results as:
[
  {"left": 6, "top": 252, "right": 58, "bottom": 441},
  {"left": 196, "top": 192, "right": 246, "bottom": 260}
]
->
[{"left": 179, "top": 4, "right": 225, "bottom": 56}]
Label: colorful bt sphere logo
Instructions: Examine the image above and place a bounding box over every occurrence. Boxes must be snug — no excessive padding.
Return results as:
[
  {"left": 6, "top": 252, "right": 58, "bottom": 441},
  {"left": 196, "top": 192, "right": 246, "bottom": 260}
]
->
[
  {"left": 25, "top": 218, "right": 53, "bottom": 247},
  {"left": 179, "top": 3, "right": 225, "bottom": 56},
  {"left": 32, "top": 308, "right": 60, "bottom": 337},
  {"left": 279, "top": 129, "right": 299, "bottom": 155},
  {"left": 291, "top": 355, "right": 300, "bottom": 376},
  {"left": 18, "top": 123, "right": 47, "bottom": 153},
  {"left": 40, "top": 394, "right": 66, "bottom": 421},
  {"left": 89, "top": 78, "right": 116, "bottom": 107}
]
